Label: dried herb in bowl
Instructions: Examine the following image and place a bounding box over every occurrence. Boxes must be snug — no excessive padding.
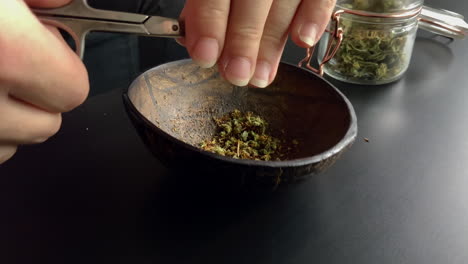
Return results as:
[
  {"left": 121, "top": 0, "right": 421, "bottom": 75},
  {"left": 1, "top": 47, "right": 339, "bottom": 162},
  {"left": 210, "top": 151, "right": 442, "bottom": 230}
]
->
[
  {"left": 322, "top": 0, "right": 418, "bottom": 84},
  {"left": 200, "top": 110, "right": 291, "bottom": 161}
]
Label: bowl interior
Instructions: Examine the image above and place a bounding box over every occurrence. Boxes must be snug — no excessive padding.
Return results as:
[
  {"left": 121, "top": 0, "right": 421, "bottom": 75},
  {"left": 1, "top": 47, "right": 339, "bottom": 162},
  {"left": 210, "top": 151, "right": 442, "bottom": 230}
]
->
[{"left": 127, "top": 60, "right": 354, "bottom": 161}]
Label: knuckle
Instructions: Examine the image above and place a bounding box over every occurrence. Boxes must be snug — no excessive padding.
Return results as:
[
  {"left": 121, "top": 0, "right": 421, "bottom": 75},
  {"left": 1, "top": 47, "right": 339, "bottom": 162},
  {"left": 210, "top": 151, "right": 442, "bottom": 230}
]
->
[
  {"left": 2, "top": 112, "right": 62, "bottom": 144},
  {"left": 31, "top": 137, "right": 48, "bottom": 144},
  {"left": 62, "top": 86, "right": 89, "bottom": 112},
  {"left": 230, "top": 25, "right": 263, "bottom": 44},
  {"left": 59, "top": 66, "right": 89, "bottom": 112},
  {"left": 0, "top": 145, "right": 17, "bottom": 164},
  {"left": 47, "top": 114, "right": 62, "bottom": 137},
  {"left": 40, "top": 113, "right": 62, "bottom": 140},
  {"left": 198, "top": 4, "right": 228, "bottom": 21},
  {"left": 261, "top": 29, "right": 287, "bottom": 48}
]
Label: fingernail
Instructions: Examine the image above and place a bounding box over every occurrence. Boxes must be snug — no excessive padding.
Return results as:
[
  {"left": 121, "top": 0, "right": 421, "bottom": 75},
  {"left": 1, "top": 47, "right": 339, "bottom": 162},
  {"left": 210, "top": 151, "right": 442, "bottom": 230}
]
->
[
  {"left": 299, "top": 23, "right": 318, "bottom": 47},
  {"left": 250, "top": 61, "right": 271, "bottom": 88},
  {"left": 224, "top": 57, "right": 252, "bottom": 87},
  {"left": 192, "top": 37, "right": 219, "bottom": 68}
]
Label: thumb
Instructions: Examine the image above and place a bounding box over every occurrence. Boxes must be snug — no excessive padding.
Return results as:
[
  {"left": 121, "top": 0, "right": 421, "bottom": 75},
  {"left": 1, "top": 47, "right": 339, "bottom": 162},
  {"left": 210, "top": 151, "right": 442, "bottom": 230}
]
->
[{"left": 24, "top": 0, "right": 72, "bottom": 8}]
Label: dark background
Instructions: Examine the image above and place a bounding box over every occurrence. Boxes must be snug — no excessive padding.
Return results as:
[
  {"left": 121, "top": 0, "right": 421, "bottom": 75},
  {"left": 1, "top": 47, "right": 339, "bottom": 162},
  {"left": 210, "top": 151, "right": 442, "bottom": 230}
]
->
[{"left": 1, "top": 0, "right": 468, "bottom": 263}]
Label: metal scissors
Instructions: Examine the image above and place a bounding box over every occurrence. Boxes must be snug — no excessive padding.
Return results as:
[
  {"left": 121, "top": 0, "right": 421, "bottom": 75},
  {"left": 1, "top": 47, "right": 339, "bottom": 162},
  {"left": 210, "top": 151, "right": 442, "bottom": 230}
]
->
[{"left": 32, "top": 0, "right": 184, "bottom": 59}]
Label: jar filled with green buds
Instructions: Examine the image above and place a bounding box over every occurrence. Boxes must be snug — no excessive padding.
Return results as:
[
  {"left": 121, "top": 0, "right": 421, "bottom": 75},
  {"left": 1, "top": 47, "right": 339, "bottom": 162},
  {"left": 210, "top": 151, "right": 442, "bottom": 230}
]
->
[{"left": 298, "top": 0, "right": 468, "bottom": 85}]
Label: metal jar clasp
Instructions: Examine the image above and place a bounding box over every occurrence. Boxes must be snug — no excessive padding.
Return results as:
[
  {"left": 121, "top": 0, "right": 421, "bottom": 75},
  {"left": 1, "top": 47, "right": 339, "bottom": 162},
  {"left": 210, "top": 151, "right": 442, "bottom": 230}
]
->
[{"left": 298, "top": 5, "right": 467, "bottom": 76}]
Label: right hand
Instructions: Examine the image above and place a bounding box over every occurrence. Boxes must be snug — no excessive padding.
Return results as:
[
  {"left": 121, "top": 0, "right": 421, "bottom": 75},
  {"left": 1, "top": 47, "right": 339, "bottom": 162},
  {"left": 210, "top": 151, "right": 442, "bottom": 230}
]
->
[
  {"left": 0, "top": 0, "right": 89, "bottom": 164},
  {"left": 179, "top": 0, "right": 336, "bottom": 88}
]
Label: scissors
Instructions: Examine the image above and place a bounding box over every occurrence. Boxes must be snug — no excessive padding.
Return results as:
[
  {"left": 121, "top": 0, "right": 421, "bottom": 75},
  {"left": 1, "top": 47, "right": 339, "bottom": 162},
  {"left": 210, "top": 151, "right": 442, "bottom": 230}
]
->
[{"left": 32, "top": 0, "right": 184, "bottom": 59}]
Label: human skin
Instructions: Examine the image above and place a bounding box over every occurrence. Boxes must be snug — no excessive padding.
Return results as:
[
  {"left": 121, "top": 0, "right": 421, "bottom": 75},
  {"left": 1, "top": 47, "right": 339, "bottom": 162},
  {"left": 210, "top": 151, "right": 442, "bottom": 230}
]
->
[
  {"left": 0, "top": 0, "right": 89, "bottom": 164},
  {"left": 179, "top": 0, "right": 336, "bottom": 88},
  {"left": 0, "top": 0, "right": 335, "bottom": 164}
]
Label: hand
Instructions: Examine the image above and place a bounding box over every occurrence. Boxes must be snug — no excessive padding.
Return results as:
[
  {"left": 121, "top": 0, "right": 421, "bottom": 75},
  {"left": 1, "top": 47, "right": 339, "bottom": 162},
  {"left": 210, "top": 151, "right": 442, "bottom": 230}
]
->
[
  {"left": 179, "top": 0, "right": 336, "bottom": 88},
  {"left": 0, "top": 0, "right": 89, "bottom": 164}
]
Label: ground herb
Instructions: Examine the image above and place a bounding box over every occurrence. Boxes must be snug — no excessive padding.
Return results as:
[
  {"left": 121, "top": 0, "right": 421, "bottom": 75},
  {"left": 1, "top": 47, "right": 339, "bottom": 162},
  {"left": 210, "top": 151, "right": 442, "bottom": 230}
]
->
[
  {"left": 327, "top": 0, "right": 410, "bottom": 82},
  {"left": 200, "top": 110, "right": 285, "bottom": 161}
]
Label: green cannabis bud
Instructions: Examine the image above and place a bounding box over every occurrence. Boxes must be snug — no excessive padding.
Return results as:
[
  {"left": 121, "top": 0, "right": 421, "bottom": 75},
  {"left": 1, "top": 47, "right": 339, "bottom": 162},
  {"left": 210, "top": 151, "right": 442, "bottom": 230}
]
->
[
  {"left": 325, "top": 0, "right": 413, "bottom": 84},
  {"left": 200, "top": 110, "right": 285, "bottom": 161}
]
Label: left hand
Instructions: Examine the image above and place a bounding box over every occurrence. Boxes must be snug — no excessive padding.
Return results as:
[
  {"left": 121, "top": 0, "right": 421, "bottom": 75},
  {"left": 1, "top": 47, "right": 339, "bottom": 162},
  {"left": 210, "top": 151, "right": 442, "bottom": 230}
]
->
[
  {"left": 0, "top": 0, "right": 89, "bottom": 164},
  {"left": 179, "top": 0, "right": 336, "bottom": 88}
]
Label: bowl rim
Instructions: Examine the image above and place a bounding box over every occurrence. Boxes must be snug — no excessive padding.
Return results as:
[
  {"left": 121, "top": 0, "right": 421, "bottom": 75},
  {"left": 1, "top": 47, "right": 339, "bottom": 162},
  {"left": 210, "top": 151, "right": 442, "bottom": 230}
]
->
[{"left": 123, "top": 59, "right": 358, "bottom": 168}]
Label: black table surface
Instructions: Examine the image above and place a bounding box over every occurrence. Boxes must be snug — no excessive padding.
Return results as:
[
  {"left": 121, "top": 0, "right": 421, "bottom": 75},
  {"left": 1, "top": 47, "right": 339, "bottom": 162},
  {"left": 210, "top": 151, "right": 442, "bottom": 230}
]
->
[{"left": 2, "top": 1, "right": 468, "bottom": 263}]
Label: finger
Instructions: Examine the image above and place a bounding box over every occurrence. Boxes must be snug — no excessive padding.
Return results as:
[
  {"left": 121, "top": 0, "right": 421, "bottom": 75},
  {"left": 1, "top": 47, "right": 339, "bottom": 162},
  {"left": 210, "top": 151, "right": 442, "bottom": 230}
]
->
[
  {"left": 0, "top": 0, "right": 89, "bottom": 113},
  {"left": 0, "top": 94, "right": 61, "bottom": 144},
  {"left": 0, "top": 145, "right": 17, "bottom": 165},
  {"left": 24, "top": 0, "right": 72, "bottom": 8},
  {"left": 290, "top": 0, "right": 336, "bottom": 48},
  {"left": 176, "top": 7, "right": 187, "bottom": 47},
  {"left": 249, "top": 0, "right": 302, "bottom": 88},
  {"left": 182, "top": 0, "right": 230, "bottom": 68},
  {"left": 219, "top": 0, "right": 274, "bottom": 86}
]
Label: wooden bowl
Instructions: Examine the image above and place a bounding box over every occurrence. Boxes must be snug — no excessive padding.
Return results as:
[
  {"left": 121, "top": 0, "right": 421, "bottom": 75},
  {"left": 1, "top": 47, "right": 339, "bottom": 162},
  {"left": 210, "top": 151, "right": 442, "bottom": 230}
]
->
[{"left": 123, "top": 59, "right": 357, "bottom": 191}]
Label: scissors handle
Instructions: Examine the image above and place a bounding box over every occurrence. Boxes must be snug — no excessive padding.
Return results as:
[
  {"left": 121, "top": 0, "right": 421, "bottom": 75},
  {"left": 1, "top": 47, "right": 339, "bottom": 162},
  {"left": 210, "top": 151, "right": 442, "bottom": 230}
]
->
[
  {"left": 32, "top": 0, "right": 183, "bottom": 59},
  {"left": 32, "top": 0, "right": 149, "bottom": 23}
]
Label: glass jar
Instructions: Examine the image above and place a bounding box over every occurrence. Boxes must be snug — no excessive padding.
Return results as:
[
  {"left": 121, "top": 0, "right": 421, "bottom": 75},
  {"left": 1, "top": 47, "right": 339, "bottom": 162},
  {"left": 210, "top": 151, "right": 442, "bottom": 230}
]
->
[
  {"left": 319, "top": 0, "right": 423, "bottom": 85},
  {"left": 304, "top": 0, "right": 468, "bottom": 85}
]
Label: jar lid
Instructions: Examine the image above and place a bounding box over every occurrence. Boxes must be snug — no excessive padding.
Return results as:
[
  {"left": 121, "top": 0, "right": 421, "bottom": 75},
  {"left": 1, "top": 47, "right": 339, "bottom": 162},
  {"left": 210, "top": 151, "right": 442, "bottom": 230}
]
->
[
  {"left": 336, "top": 1, "right": 467, "bottom": 39},
  {"left": 336, "top": 0, "right": 424, "bottom": 13},
  {"left": 419, "top": 6, "right": 468, "bottom": 39}
]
